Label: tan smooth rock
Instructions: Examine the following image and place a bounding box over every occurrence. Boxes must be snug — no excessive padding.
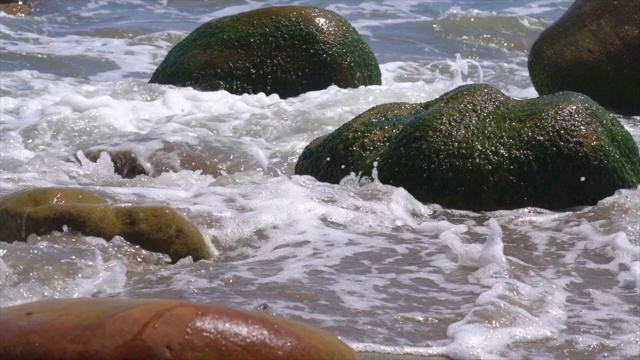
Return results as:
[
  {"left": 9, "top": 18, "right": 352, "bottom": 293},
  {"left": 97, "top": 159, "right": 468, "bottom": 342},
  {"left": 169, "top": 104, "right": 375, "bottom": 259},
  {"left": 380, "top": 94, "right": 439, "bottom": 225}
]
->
[
  {"left": 110, "top": 206, "right": 212, "bottom": 262},
  {"left": 0, "top": 187, "right": 109, "bottom": 242},
  {"left": 0, "top": 188, "right": 212, "bottom": 262}
]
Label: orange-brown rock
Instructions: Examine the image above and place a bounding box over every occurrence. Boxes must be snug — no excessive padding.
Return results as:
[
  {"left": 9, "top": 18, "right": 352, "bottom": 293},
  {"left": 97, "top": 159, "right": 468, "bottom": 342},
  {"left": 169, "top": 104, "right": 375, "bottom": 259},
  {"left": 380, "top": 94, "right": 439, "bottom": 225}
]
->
[{"left": 0, "top": 298, "right": 359, "bottom": 360}]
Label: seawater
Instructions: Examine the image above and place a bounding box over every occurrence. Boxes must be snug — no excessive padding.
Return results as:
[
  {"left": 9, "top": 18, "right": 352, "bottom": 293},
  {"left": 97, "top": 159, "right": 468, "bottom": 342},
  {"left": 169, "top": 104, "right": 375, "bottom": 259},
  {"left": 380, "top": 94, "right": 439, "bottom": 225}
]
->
[{"left": 1, "top": 1, "right": 639, "bottom": 359}]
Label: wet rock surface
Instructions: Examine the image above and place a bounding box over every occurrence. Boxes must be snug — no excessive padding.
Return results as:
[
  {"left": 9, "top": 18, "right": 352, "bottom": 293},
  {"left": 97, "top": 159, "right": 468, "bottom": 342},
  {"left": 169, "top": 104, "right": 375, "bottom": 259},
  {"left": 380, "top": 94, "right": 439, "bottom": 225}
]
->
[
  {"left": 82, "top": 141, "right": 240, "bottom": 179},
  {"left": 528, "top": 0, "right": 640, "bottom": 114},
  {"left": 0, "top": 188, "right": 212, "bottom": 262},
  {"left": 296, "top": 84, "right": 640, "bottom": 211},
  {"left": 149, "top": 6, "right": 381, "bottom": 98},
  {"left": 0, "top": 298, "right": 359, "bottom": 360}
]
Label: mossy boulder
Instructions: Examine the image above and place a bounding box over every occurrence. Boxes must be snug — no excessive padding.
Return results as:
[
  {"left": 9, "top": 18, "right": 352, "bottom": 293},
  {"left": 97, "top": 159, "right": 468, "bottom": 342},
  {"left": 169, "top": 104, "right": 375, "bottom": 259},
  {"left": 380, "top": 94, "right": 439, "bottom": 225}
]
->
[
  {"left": 0, "top": 188, "right": 212, "bottom": 262},
  {"left": 149, "top": 6, "right": 381, "bottom": 98},
  {"left": 0, "top": 298, "right": 359, "bottom": 360},
  {"left": 296, "top": 84, "right": 640, "bottom": 211},
  {"left": 528, "top": 0, "right": 640, "bottom": 115},
  {"left": 295, "top": 102, "right": 421, "bottom": 183}
]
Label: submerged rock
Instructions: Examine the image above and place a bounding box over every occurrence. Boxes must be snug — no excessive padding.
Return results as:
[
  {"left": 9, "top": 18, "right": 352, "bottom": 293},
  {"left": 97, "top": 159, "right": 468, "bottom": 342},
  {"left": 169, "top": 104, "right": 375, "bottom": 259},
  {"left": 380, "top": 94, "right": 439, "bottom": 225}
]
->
[
  {"left": 0, "top": 1, "right": 31, "bottom": 16},
  {"left": 84, "top": 149, "right": 148, "bottom": 179},
  {"left": 83, "top": 141, "right": 245, "bottom": 179},
  {"left": 0, "top": 188, "right": 212, "bottom": 262},
  {"left": 0, "top": 298, "right": 359, "bottom": 360},
  {"left": 149, "top": 6, "right": 381, "bottom": 98},
  {"left": 528, "top": 0, "right": 640, "bottom": 114},
  {"left": 296, "top": 84, "right": 640, "bottom": 211}
]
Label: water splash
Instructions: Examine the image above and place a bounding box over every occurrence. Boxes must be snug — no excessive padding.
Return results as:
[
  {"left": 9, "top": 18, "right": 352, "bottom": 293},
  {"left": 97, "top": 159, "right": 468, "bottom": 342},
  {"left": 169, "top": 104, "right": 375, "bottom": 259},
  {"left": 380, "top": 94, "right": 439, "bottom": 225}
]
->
[
  {"left": 443, "top": 218, "right": 506, "bottom": 269},
  {"left": 451, "top": 53, "right": 484, "bottom": 87}
]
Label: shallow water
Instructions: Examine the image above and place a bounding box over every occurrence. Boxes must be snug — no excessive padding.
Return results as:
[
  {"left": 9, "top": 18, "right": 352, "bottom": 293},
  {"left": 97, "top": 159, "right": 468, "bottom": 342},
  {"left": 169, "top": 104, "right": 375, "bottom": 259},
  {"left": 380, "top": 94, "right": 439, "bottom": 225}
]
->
[{"left": 1, "top": 1, "right": 639, "bottom": 359}]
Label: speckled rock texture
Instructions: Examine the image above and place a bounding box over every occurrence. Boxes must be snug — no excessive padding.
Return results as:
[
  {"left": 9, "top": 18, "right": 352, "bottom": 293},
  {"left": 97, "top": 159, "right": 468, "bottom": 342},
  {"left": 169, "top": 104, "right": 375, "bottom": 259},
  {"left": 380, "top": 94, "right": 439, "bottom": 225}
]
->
[
  {"left": 296, "top": 84, "right": 640, "bottom": 211},
  {"left": 149, "top": 6, "right": 381, "bottom": 98}
]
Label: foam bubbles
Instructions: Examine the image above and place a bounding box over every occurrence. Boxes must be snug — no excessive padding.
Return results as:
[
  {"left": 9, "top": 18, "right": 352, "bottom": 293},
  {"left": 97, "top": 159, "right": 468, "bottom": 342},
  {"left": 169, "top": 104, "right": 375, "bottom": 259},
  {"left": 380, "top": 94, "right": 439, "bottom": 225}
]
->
[
  {"left": 620, "top": 261, "right": 640, "bottom": 290},
  {"left": 444, "top": 268, "right": 568, "bottom": 359}
]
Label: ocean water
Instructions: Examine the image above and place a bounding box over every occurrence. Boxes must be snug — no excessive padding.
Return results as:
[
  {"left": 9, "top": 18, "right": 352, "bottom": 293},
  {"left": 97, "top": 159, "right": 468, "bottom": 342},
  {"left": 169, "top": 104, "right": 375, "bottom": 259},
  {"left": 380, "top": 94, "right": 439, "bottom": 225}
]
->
[{"left": 1, "top": 1, "right": 639, "bottom": 359}]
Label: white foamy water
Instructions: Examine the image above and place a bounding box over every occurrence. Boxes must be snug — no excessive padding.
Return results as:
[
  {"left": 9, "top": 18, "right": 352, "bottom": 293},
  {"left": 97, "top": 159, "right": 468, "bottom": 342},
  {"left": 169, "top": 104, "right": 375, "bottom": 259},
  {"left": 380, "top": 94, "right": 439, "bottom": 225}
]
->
[{"left": 1, "top": 1, "right": 639, "bottom": 359}]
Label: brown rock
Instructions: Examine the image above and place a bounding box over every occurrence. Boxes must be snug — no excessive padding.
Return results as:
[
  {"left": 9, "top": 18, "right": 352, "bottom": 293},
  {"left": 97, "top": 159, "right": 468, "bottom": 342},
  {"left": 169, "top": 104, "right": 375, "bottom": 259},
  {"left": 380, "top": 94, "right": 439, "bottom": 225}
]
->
[
  {"left": 83, "top": 142, "right": 245, "bottom": 179},
  {"left": 150, "top": 142, "right": 231, "bottom": 177},
  {"left": 84, "top": 149, "right": 148, "bottom": 179},
  {"left": 0, "top": 298, "right": 359, "bottom": 360},
  {"left": 0, "top": 1, "right": 31, "bottom": 16}
]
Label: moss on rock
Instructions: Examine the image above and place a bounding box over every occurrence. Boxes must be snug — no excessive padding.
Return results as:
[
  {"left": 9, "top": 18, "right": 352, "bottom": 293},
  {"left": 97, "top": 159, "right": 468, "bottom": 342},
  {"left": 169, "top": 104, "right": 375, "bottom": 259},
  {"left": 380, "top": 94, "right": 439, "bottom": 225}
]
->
[
  {"left": 149, "top": 6, "right": 381, "bottom": 98},
  {"left": 296, "top": 84, "right": 640, "bottom": 211},
  {"left": 0, "top": 188, "right": 212, "bottom": 262},
  {"left": 295, "top": 102, "right": 420, "bottom": 183}
]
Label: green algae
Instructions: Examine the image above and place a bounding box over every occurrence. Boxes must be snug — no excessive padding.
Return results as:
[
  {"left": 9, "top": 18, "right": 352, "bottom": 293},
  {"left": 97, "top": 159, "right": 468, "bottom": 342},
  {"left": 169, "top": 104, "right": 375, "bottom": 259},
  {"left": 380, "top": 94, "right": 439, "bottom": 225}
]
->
[
  {"left": 149, "top": 6, "right": 381, "bottom": 98},
  {"left": 295, "top": 102, "right": 420, "bottom": 183},
  {"left": 296, "top": 84, "right": 640, "bottom": 211}
]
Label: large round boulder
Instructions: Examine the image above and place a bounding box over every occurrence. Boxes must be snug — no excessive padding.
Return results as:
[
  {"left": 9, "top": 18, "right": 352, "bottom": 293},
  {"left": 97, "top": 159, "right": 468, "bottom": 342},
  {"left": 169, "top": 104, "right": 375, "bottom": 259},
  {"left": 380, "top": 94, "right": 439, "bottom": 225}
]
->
[
  {"left": 0, "top": 298, "right": 359, "bottom": 360},
  {"left": 0, "top": 188, "right": 212, "bottom": 262},
  {"left": 295, "top": 84, "right": 640, "bottom": 211},
  {"left": 528, "top": 0, "right": 640, "bottom": 114},
  {"left": 149, "top": 6, "right": 381, "bottom": 98}
]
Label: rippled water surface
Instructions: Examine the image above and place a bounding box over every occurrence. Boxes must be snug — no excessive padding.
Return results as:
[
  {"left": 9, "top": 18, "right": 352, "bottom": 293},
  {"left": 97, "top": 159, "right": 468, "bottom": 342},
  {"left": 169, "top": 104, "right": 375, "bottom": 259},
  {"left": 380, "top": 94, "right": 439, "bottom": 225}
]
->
[{"left": 1, "top": 1, "right": 639, "bottom": 359}]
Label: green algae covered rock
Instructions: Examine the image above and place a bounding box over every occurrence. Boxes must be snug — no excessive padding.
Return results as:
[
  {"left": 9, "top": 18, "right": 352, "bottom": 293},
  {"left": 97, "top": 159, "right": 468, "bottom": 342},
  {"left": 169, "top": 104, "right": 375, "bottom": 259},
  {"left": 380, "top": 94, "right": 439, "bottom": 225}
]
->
[
  {"left": 0, "top": 298, "right": 360, "bottom": 360},
  {"left": 0, "top": 188, "right": 212, "bottom": 262},
  {"left": 296, "top": 84, "right": 640, "bottom": 211},
  {"left": 295, "top": 102, "right": 420, "bottom": 183},
  {"left": 149, "top": 6, "right": 381, "bottom": 98},
  {"left": 528, "top": 0, "right": 640, "bottom": 114}
]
